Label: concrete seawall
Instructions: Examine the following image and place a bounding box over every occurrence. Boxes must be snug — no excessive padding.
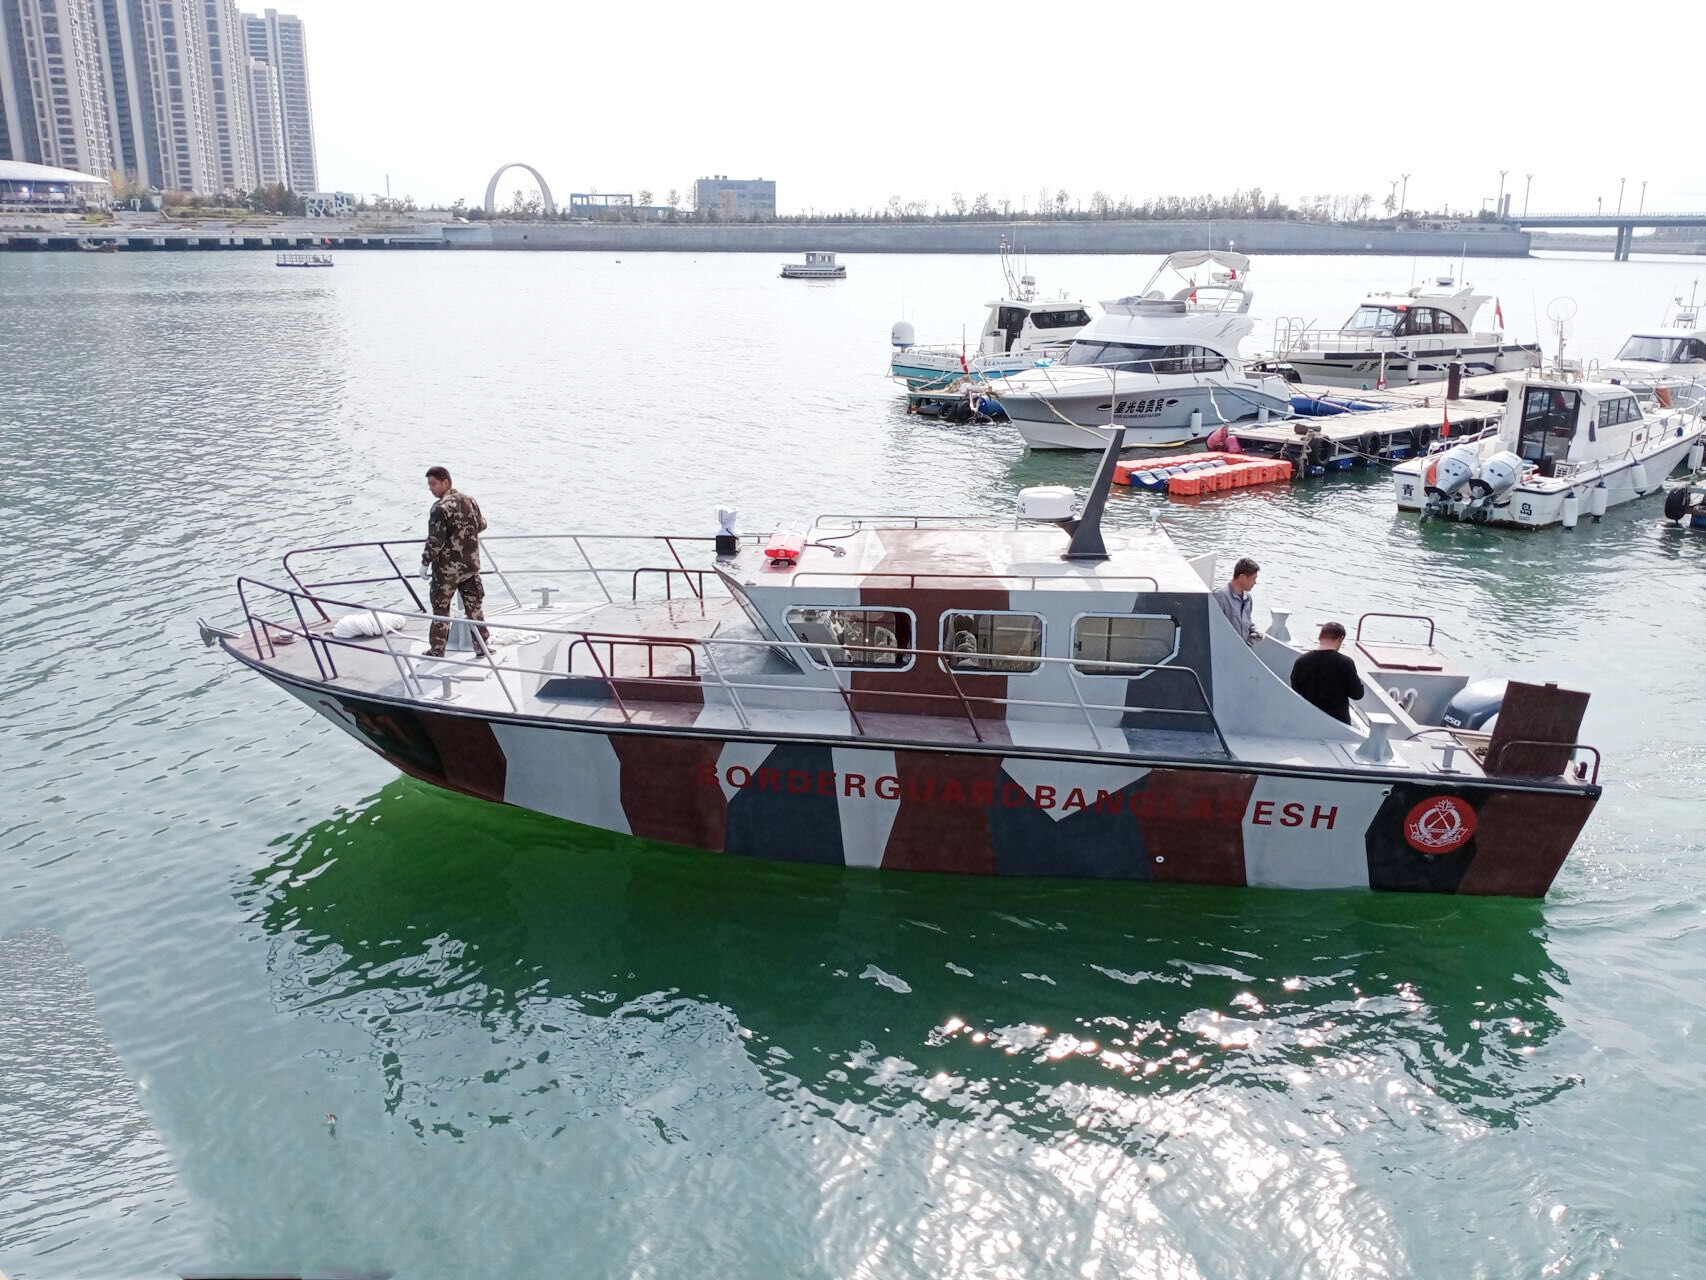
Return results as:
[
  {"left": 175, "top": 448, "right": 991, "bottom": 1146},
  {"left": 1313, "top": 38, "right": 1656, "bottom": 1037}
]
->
[
  {"left": 0, "top": 217, "right": 1532, "bottom": 256},
  {"left": 455, "top": 219, "right": 1531, "bottom": 257}
]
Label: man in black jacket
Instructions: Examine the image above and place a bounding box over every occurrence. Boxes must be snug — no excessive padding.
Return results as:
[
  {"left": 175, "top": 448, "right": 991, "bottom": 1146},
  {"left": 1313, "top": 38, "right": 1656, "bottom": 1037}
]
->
[{"left": 1290, "top": 622, "right": 1366, "bottom": 724}]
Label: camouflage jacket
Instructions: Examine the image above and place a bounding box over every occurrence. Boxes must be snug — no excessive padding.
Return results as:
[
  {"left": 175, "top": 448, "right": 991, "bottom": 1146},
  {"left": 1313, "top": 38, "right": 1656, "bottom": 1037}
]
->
[{"left": 423, "top": 488, "right": 487, "bottom": 576}]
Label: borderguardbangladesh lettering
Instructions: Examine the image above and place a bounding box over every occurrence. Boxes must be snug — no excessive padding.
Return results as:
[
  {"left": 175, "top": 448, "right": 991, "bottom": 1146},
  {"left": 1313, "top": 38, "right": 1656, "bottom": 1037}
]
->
[{"left": 693, "top": 763, "right": 1339, "bottom": 829}]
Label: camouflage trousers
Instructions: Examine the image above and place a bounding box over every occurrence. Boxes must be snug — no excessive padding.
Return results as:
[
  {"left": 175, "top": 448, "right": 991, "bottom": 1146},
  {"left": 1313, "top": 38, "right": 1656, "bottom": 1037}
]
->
[{"left": 427, "top": 572, "right": 488, "bottom": 656}]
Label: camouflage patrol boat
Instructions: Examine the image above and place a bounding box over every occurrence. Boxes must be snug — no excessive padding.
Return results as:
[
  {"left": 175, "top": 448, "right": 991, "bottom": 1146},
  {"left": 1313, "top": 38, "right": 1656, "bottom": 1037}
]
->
[{"left": 210, "top": 440, "right": 1601, "bottom": 896}]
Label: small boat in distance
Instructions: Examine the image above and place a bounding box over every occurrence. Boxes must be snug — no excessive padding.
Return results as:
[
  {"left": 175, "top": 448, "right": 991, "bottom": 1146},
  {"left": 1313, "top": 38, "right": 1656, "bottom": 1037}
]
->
[
  {"left": 1273, "top": 277, "right": 1539, "bottom": 388},
  {"left": 77, "top": 239, "right": 118, "bottom": 253},
  {"left": 277, "top": 251, "right": 333, "bottom": 268},
  {"left": 780, "top": 250, "right": 845, "bottom": 280}
]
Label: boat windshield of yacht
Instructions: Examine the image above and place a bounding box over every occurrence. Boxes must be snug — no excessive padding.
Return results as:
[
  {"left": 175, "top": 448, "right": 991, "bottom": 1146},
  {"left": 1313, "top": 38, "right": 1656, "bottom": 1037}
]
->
[
  {"left": 1060, "top": 340, "right": 1229, "bottom": 373},
  {"left": 1338, "top": 303, "right": 1470, "bottom": 337},
  {"left": 1614, "top": 333, "right": 1706, "bottom": 364}
]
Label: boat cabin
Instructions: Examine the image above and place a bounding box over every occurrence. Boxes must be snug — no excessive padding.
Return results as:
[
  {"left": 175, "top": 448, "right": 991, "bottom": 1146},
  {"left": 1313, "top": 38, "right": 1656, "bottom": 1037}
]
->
[
  {"left": 1339, "top": 279, "right": 1486, "bottom": 338},
  {"left": 1505, "top": 378, "right": 1651, "bottom": 473},
  {"left": 979, "top": 298, "right": 1096, "bottom": 357}
]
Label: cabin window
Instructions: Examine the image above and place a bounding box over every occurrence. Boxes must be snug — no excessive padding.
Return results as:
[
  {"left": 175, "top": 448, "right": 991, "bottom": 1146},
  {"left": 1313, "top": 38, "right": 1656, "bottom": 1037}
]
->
[
  {"left": 1436, "top": 310, "right": 1467, "bottom": 335},
  {"left": 1071, "top": 614, "right": 1179, "bottom": 676},
  {"left": 1599, "top": 396, "right": 1641, "bottom": 426},
  {"left": 1066, "top": 341, "right": 1224, "bottom": 374},
  {"left": 941, "top": 612, "right": 1043, "bottom": 673},
  {"left": 785, "top": 607, "right": 912, "bottom": 669},
  {"left": 1342, "top": 306, "right": 1401, "bottom": 334},
  {"left": 1686, "top": 339, "right": 1706, "bottom": 363},
  {"left": 1029, "top": 309, "right": 1090, "bottom": 330},
  {"left": 1517, "top": 387, "right": 1580, "bottom": 463}
]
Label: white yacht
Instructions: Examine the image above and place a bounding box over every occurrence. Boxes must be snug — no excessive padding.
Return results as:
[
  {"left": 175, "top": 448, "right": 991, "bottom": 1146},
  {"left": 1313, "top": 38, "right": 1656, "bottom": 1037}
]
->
[
  {"left": 1392, "top": 374, "right": 1706, "bottom": 527},
  {"left": 1276, "top": 277, "right": 1538, "bottom": 388},
  {"left": 1598, "top": 288, "right": 1706, "bottom": 407},
  {"left": 989, "top": 250, "right": 1294, "bottom": 450},
  {"left": 780, "top": 250, "right": 845, "bottom": 280},
  {"left": 889, "top": 240, "right": 1099, "bottom": 390}
]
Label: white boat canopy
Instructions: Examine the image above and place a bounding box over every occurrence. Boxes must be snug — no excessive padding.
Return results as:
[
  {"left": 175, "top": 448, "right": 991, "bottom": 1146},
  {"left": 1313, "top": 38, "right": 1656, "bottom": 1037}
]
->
[{"left": 1160, "top": 249, "right": 1251, "bottom": 273}]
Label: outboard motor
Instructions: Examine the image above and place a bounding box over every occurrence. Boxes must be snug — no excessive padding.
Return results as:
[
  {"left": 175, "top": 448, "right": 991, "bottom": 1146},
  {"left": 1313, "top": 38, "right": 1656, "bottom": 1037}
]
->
[
  {"left": 1441, "top": 677, "right": 1508, "bottom": 731},
  {"left": 1470, "top": 450, "right": 1525, "bottom": 500},
  {"left": 1425, "top": 442, "right": 1482, "bottom": 501},
  {"left": 891, "top": 320, "right": 916, "bottom": 350}
]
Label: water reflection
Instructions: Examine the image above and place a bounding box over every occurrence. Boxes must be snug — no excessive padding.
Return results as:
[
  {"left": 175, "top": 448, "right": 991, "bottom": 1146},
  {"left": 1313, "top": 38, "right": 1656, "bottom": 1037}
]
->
[{"left": 242, "top": 781, "right": 1569, "bottom": 1152}]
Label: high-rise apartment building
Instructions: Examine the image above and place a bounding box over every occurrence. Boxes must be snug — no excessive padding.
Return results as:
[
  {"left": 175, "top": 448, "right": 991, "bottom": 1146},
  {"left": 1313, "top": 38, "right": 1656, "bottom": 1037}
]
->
[
  {"left": 0, "top": 0, "right": 314, "bottom": 195},
  {"left": 243, "top": 51, "right": 278, "bottom": 184},
  {"left": 694, "top": 175, "right": 776, "bottom": 220},
  {"left": 200, "top": 0, "right": 252, "bottom": 190},
  {"left": 243, "top": 8, "right": 310, "bottom": 190},
  {"left": 0, "top": 0, "right": 115, "bottom": 175}
]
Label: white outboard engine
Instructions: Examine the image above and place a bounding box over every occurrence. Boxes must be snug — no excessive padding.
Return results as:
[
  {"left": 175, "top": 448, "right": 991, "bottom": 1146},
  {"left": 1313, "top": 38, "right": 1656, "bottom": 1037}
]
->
[
  {"left": 890, "top": 320, "right": 916, "bottom": 350},
  {"left": 1440, "top": 678, "right": 1508, "bottom": 731},
  {"left": 1470, "top": 450, "right": 1525, "bottom": 500},
  {"left": 1425, "top": 441, "right": 1482, "bottom": 501}
]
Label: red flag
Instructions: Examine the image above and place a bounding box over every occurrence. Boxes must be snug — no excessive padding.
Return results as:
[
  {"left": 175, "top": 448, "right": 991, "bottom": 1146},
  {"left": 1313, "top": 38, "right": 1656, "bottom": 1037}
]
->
[
  {"left": 1441, "top": 398, "right": 1451, "bottom": 439},
  {"left": 959, "top": 345, "right": 968, "bottom": 374},
  {"left": 1494, "top": 298, "right": 1506, "bottom": 330},
  {"left": 1188, "top": 277, "right": 1198, "bottom": 304}
]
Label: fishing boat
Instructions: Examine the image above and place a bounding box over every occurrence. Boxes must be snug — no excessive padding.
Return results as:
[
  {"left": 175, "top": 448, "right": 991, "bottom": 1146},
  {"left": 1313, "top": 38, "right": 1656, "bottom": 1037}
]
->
[
  {"left": 779, "top": 250, "right": 845, "bottom": 280},
  {"left": 277, "top": 251, "right": 333, "bottom": 268},
  {"left": 1392, "top": 373, "right": 1706, "bottom": 527},
  {"left": 208, "top": 435, "right": 1601, "bottom": 897},
  {"left": 988, "top": 250, "right": 1294, "bottom": 450},
  {"left": 1272, "top": 276, "right": 1539, "bottom": 388},
  {"left": 889, "top": 238, "right": 1098, "bottom": 390}
]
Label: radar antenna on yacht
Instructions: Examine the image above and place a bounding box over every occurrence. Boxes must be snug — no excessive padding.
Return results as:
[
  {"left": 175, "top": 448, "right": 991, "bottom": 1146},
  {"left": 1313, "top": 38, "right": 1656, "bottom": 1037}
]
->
[{"left": 999, "top": 235, "right": 1036, "bottom": 302}]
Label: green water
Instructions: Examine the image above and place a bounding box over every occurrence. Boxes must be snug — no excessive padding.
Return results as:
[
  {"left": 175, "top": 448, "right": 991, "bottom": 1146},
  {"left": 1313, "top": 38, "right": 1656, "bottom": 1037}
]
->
[{"left": 3, "top": 250, "right": 1705, "bottom": 1277}]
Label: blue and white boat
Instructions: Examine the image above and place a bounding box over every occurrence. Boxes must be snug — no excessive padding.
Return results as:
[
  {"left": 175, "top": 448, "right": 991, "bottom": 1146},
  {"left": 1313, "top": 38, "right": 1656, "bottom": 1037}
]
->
[{"left": 889, "top": 239, "right": 1098, "bottom": 390}]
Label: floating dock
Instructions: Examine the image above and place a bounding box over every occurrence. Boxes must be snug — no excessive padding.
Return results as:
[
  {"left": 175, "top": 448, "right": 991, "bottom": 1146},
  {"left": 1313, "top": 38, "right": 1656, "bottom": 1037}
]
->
[{"left": 1228, "top": 371, "right": 1511, "bottom": 474}]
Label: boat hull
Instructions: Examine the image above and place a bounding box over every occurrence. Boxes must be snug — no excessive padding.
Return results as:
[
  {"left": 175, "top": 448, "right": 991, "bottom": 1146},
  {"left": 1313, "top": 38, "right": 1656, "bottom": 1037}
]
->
[
  {"left": 1000, "top": 380, "right": 1294, "bottom": 450},
  {"left": 257, "top": 664, "right": 1597, "bottom": 897},
  {"left": 1287, "top": 344, "right": 1538, "bottom": 388}
]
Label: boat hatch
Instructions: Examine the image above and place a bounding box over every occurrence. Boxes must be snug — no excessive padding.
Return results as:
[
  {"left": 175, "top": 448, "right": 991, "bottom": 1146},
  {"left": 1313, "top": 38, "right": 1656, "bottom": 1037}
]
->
[
  {"left": 1353, "top": 612, "right": 1446, "bottom": 672},
  {"left": 1516, "top": 386, "right": 1579, "bottom": 468}
]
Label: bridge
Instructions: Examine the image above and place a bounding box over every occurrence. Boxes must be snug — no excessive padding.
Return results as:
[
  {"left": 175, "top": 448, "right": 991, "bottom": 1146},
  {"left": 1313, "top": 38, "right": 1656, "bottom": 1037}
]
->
[{"left": 1517, "top": 211, "right": 1706, "bottom": 260}]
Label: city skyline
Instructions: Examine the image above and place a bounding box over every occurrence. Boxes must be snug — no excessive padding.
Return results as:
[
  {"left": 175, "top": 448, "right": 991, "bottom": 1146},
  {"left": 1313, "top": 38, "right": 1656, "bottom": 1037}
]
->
[
  {"left": 225, "top": 0, "right": 1700, "bottom": 218},
  {"left": 0, "top": 0, "right": 317, "bottom": 196}
]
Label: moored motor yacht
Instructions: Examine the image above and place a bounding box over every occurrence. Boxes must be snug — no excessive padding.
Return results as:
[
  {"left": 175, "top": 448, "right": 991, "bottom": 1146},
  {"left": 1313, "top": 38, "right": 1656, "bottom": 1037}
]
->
[
  {"left": 1275, "top": 277, "right": 1539, "bottom": 388},
  {"left": 1597, "top": 287, "right": 1706, "bottom": 407},
  {"left": 989, "top": 250, "right": 1294, "bottom": 450},
  {"left": 211, "top": 437, "right": 1602, "bottom": 897},
  {"left": 1392, "top": 373, "right": 1706, "bottom": 526},
  {"left": 889, "top": 238, "right": 1099, "bottom": 390}
]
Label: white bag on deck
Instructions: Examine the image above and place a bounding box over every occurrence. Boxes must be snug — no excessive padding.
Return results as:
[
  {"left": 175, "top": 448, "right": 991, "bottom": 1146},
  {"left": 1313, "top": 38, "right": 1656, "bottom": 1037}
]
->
[{"left": 331, "top": 610, "right": 408, "bottom": 639}]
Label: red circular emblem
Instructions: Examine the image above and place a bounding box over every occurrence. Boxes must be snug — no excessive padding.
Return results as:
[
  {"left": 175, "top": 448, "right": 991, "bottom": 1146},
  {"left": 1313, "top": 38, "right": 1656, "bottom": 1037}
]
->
[{"left": 1403, "top": 796, "right": 1477, "bottom": 854}]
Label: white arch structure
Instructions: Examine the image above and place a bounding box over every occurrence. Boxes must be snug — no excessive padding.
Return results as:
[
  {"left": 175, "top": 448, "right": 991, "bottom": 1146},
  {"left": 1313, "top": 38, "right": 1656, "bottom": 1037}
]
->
[{"left": 483, "top": 163, "right": 556, "bottom": 217}]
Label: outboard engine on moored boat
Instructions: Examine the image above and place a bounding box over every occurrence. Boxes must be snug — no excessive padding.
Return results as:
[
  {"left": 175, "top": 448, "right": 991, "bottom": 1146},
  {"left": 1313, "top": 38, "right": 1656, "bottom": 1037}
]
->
[
  {"left": 1440, "top": 677, "right": 1508, "bottom": 731},
  {"left": 1470, "top": 450, "right": 1525, "bottom": 500},
  {"left": 1421, "top": 442, "right": 1483, "bottom": 515}
]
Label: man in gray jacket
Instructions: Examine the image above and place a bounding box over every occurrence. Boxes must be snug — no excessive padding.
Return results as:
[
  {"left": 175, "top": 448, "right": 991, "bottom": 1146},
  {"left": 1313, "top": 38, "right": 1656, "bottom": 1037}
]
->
[{"left": 1211, "top": 557, "right": 1261, "bottom": 645}]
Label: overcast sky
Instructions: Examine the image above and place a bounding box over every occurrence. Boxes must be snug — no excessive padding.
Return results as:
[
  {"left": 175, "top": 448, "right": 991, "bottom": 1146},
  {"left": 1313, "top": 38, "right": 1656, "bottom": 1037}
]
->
[{"left": 288, "top": 0, "right": 1704, "bottom": 217}]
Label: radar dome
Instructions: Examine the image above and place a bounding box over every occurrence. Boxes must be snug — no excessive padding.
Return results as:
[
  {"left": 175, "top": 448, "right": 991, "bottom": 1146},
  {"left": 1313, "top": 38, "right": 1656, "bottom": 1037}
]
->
[{"left": 890, "top": 320, "right": 916, "bottom": 350}]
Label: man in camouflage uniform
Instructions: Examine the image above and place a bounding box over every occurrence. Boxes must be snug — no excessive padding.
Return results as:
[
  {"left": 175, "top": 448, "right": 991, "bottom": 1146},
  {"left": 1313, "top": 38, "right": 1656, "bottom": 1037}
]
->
[{"left": 421, "top": 466, "right": 490, "bottom": 657}]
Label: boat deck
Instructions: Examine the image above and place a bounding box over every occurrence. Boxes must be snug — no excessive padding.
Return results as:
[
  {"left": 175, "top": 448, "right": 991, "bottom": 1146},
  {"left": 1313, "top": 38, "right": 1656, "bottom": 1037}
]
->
[{"left": 227, "top": 590, "right": 1489, "bottom": 783}]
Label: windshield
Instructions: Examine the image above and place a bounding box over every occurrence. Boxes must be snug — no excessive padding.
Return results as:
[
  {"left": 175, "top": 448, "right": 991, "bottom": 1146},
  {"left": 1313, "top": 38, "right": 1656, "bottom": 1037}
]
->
[
  {"left": 1616, "top": 335, "right": 1706, "bottom": 363},
  {"left": 1340, "top": 306, "right": 1402, "bottom": 335},
  {"left": 1062, "top": 341, "right": 1226, "bottom": 374}
]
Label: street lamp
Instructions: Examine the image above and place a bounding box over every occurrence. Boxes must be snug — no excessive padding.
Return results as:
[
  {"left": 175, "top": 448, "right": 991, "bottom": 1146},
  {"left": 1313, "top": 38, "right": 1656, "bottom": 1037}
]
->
[
  {"left": 1524, "top": 172, "right": 1535, "bottom": 217},
  {"left": 1617, "top": 177, "right": 1626, "bottom": 214},
  {"left": 1640, "top": 179, "right": 1648, "bottom": 214},
  {"left": 1497, "top": 169, "right": 1509, "bottom": 216},
  {"left": 1400, "top": 173, "right": 1410, "bottom": 215},
  {"left": 1596, "top": 196, "right": 1603, "bottom": 215}
]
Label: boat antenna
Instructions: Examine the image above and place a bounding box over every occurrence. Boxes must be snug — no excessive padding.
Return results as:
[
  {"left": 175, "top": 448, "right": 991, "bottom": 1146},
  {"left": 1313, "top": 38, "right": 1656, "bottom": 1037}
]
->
[{"left": 1060, "top": 429, "right": 1123, "bottom": 560}]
